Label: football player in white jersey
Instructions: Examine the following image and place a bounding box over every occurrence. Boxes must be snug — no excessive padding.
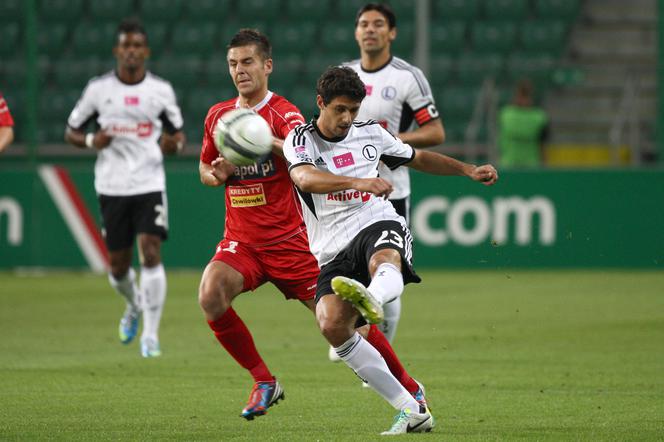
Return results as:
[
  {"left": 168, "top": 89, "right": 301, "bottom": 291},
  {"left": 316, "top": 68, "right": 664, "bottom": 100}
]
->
[
  {"left": 283, "top": 66, "right": 497, "bottom": 435},
  {"left": 341, "top": 3, "right": 445, "bottom": 346},
  {"left": 65, "top": 18, "right": 185, "bottom": 358}
]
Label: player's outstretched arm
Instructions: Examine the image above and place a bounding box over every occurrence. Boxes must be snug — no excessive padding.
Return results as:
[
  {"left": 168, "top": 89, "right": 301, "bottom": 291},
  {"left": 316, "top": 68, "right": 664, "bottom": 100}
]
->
[
  {"left": 408, "top": 149, "right": 498, "bottom": 185},
  {"left": 290, "top": 164, "right": 393, "bottom": 198},
  {"left": 65, "top": 127, "right": 112, "bottom": 150}
]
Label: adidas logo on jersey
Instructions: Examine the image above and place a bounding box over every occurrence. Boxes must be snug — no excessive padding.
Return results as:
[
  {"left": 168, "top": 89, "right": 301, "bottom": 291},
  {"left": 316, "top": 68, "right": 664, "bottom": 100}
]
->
[{"left": 315, "top": 157, "right": 326, "bottom": 166}]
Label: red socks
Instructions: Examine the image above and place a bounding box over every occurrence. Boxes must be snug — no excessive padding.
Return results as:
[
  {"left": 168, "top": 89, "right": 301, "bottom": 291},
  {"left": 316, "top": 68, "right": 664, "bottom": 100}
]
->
[
  {"left": 207, "top": 307, "right": 273, "bottom": 383},
  {"left": 366, "top": 324, "right": 419, "bottom": 394}
]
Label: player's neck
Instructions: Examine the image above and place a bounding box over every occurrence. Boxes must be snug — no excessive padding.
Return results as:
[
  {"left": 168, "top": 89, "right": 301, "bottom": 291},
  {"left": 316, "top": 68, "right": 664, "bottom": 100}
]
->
[
  {"left": 360, "top": 50, "right": 392, "bottom": 72},
  {"left": 238, "top": 89, "right": 269, "bottom": 108},
  {"left": 116, "top": 66, "right": 147, "bottom": 85}
]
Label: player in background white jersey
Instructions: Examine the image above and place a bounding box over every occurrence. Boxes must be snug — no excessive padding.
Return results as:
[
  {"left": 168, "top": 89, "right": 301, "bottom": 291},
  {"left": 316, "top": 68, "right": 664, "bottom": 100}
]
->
[
  {"left": 284, "top": 66, "right": 497, "bottom": 434},
  {"left": 339, "top": 3, "right": 446, "bottom": 347},
  {"left": 65, "top": 18, "right": 185, "bottom": 358}
]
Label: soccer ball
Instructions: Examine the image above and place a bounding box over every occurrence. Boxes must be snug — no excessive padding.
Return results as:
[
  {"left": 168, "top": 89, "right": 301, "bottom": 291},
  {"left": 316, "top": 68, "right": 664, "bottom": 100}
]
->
[{"left": 213, "top": 108, "right": 273, "bottom": 166}]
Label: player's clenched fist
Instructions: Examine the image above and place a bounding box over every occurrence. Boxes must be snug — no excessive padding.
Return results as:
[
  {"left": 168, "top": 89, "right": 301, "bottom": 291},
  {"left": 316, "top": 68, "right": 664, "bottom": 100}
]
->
[
  {"left": 470, "top": 164, "right": 499, "bottom": 186},
  {"left": 352, "top": 177, "right": 394, "bottom": 198}
]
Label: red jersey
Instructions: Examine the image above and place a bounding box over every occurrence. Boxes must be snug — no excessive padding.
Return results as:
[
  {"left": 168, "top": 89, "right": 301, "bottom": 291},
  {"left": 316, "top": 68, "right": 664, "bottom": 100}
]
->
[
  {"left": 0, "top": 94, "right": 14, "bottom": 127},
  {"left": 201, "top": 91, "right": 306, "bottom": 246}
]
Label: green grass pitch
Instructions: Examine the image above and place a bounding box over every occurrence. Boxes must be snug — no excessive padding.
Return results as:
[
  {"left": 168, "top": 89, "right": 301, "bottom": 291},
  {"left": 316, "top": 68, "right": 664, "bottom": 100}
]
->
[{"left": 1, "top": 270, "right": 663, "bottom": 440}]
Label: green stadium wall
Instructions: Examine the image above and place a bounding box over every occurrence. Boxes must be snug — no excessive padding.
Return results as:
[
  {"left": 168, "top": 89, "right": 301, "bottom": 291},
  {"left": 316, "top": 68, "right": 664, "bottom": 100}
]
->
[{"left": 1, "top": 163, "right": 663, "bottom": 270}]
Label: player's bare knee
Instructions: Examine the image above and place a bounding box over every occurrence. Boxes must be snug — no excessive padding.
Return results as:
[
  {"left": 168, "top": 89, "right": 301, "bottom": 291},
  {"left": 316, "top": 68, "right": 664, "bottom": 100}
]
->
[
  {"left": 368, "top": 248, "right": 401, "bottom": 274},
  {"left": 317, "top": 311, "right": 353, "bottom": 345}
]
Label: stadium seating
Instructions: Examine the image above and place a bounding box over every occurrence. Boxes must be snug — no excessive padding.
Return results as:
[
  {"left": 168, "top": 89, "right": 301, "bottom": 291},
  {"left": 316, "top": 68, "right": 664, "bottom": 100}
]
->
[
  {"left": 52, "top": 56, "right": 107, "bottom": 89},
  {"left": 139, "top": 0, "right": 183, "bottom": 23},
  {"left": 0, "top": 23, "right": 20, "bottom": 57},
  {"left": 37, "top": 24, "right": 69, "bottom": 57},
  {"left": 456, "top": 52, "right": 504, "bottom": 85},
  {"left": 39, "top": 0, "right": 84, "bottom": 25},
  {"left": 236, "top": 0, "right": 282, "bottom": 21},
  {"left": 89, "top": 0, "right": 133, "bottom": 20},
  {"left": 471, "top": 21, "right": 518, "bottom": 54},
  {"left": 170, "top": 23, "right": 217, "bottom": 56},
  {"left": 271, "top": 23, "right": 318, "bottom": 57},
  {"left": 519, "top": 20, "right": 568, "bottom": 55},
  {"left": 285, "top": 0, "right": 330, "bottom": 20},
  {"left": 71, "top": 22, "right": 117, "bottom": 57},
  {"left": 182, "top": 0, "right": 232, "bottom": 20},
  {"left": 2, "top": 1, "right": 579, "bottom": 145},
  {"left": 484, "top": 0, "right": 530, "bottom": 20},
  {"left": 533, "top": 0, "right": 580, "bottom": 19},
  {"left": 0, "top": 0, "right": 23, "bottom": 23},
  {"left": 430, "top": 21, "right": 467, "bottom": 54},
  {"left": 433, "top": 0, "right": 481, "bottom": 21}
]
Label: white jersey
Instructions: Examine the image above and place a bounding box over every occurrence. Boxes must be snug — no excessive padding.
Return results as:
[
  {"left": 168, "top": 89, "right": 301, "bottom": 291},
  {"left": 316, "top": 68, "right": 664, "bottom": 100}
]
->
[
  {"left": 345, "top": 56, "right": 439, "bottom": 200},
  {"left": 68, "top": 71, "right": 183, "bottom": 196},
  {"left": 283, "top": 119, "right": 414, "bottom": 266}
]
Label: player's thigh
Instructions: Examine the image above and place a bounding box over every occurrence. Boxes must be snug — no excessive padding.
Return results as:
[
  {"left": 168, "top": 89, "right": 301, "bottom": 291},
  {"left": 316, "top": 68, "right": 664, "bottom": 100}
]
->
[
  {"left": 209, "top": 238, "right": 266, "bottom": 293},
  {"left": 263, "top": 232, "right": 319, "bottom": 302},
  {"left": 131, "top": 191, "right": 168, "bottom": 241},
  {"left": 359, "top": 220, "right": 420, "bottom": 284},
  {"left": 98, "top": 194, "right": 134, "bottom": 251},
  {"left": 199, "top": 259, "right": 245, "bottom": 306}
]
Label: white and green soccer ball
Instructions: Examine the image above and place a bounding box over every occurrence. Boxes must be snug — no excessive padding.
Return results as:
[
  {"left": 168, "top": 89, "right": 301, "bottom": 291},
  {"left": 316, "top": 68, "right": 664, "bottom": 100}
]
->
[{"left": 213, "top": 108, "right": 273, "bottom": 166}]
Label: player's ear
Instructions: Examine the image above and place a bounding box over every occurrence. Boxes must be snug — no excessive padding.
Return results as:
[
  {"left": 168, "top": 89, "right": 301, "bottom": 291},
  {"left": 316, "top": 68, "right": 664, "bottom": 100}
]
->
[
  {"left": 388, "top": 27, "right": 397, "bottom": 43},
  {"left": 264, "top": 57, "right": 273, "bottom": 75},
  {"left": 316, "top": 95, "right": 325, "bottom": 111}
]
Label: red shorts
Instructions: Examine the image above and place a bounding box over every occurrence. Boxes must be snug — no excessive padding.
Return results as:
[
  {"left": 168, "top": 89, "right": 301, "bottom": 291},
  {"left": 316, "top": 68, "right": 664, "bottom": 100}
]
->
[{"left": 210, "top": 231, "right": 319, "bottom": 301}]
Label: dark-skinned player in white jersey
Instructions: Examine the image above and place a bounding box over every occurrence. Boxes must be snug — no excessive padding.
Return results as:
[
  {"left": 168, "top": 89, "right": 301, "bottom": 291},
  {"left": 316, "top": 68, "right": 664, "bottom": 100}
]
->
[
  {"left": 65, "top": 18, "right": 185, "bottom": 358},
  {"left": 284, "top": 66, "right": 497, "bottom": 435}
]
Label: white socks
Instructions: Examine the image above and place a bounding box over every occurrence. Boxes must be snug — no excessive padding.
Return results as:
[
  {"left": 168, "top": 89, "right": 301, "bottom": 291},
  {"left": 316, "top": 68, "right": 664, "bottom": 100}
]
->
[
  {"left": 379, "top": 297, "right": 401, "bottom": 343},
  {"left": 139, "top": 264, "right": 167, "bottom": 342},
  {"left": 108, "top": 268, "right": 140, "bottom": 310},
  {"left": 367, "top": 263, "right": 404, "bottom": 305},
  {"left": 334, "top": 332, "right": 419, "bottom": 412}
]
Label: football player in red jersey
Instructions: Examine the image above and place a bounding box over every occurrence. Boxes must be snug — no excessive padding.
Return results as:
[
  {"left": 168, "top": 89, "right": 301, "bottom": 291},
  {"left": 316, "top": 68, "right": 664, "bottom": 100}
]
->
[
  {"left": 198, "top": 29, "right": 428, "bottom": 421},
  {"left": 0, "top": 93, "right": 15, "bottom": 153}
]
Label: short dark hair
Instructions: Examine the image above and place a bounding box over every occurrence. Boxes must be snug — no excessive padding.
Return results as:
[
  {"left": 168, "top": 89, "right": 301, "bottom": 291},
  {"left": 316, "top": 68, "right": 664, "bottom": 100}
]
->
[
  {"left": 116, "top": 17, "right": 148, "bottom": 44},
  {"left": 228, "top": 29, "right": 272, "bottom": 60},
  {"left": 355, "top": 3, "right": 397, "bottom": 28},
  {"left": 316, "top": 66, "right": 366, "bottom": 105}
]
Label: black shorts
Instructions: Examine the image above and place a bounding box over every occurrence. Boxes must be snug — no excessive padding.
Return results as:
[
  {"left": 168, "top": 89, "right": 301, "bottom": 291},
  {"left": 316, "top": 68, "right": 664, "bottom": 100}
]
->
[
  {"left": 389, "top": 197, "right": 410, "bottom": 225},
  {"left": 98, "top": 191, "right": 169, "bottom": 251},
  {"left": 316, "top": 219, "right": 421, "bottom": 304}
]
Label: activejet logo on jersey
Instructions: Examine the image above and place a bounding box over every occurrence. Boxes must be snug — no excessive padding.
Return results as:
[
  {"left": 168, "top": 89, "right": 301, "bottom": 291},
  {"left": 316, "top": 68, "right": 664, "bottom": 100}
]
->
[
  {"left": 228, "top": 184, "right": 267, "bottom": 207},
  {"left": 326, "top": 190, "right": 371, "bottom": 205},
  {"left": 106, "top": 122, "right": 153, "bottom": 138},
  {"left": 124, "top": 96, "right": 139, "bottom": 106},
  {"left": 230, "top": 158, "right": 277, "bottom": 181},
  {"left": 332, "top": 152, "right": 355, "bottom": 168}
]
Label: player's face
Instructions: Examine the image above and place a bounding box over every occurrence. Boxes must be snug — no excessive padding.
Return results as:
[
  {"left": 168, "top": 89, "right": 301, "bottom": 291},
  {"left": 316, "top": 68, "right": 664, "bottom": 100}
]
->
[
  {"left": 316, "top": 95, "right": 362, "bottom": 138},
  {"left": 114, "top": 32, "right": 149, "bottom": 71},
  {"left": 227, "top": 45, "right": 273, "bottom": 99},
  {"left": 355, "top": 10, "right": 396, "bottom": 55}
]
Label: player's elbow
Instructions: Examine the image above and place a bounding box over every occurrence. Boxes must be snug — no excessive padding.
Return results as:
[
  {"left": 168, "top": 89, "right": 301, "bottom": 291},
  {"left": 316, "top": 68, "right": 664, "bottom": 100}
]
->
[
  {"left": 437, "top": 127, "right": 446, "bottom": 145},
  {"left": 430, "top": 126, "right": 445, "bottom": 145},
  {"left": 291, "top": 170, "right": 314, "bottom": 192}
]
